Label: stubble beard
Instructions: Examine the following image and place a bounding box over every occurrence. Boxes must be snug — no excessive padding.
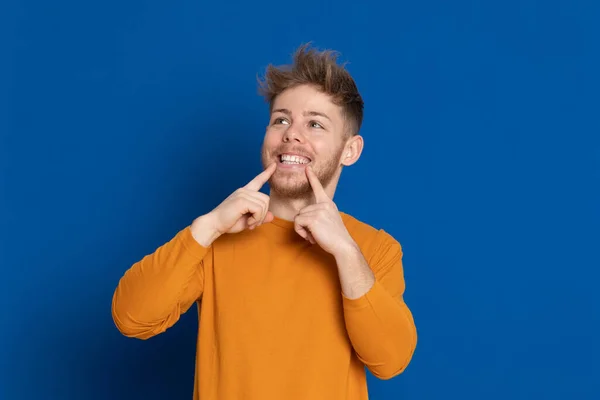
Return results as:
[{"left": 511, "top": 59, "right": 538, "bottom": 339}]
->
[{"left": 260, "top": 144, "right": 344, "bottom": 199}]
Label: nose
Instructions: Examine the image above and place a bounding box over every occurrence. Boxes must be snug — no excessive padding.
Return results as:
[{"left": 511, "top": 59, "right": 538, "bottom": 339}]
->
[{"left": 282, "top": 124, "right": 304, "bottom": 143}]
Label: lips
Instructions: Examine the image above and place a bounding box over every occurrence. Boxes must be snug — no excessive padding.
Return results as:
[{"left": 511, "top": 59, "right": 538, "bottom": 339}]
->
[{"left": 278, "top": 152, "right": 312, "bottom": 165}]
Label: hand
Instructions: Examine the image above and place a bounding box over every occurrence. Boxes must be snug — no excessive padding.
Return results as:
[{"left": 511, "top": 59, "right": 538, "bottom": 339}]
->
[
  {"left": 212, "top": 162, "right": 277, "bottom": 233},
  {"left": 191, "top": 163, "right": 276, "bottom": 246},
  {"left": 294, "top": 166, "right": 355, "bottom": 256}
]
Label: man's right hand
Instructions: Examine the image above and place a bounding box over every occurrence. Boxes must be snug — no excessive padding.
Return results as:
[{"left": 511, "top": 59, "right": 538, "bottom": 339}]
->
[{"left": 190, "top": 162, "right": 277, "bottom": 246}]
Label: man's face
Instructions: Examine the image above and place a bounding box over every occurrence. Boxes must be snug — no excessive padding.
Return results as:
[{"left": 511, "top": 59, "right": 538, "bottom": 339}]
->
[{"left": 261, "top": 84, "right": 347, "bottom": 199}]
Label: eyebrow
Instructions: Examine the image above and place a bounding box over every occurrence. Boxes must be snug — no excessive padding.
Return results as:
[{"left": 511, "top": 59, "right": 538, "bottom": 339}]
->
[{"left": 273, "top": 108, "right": 331, "bottom": 121}]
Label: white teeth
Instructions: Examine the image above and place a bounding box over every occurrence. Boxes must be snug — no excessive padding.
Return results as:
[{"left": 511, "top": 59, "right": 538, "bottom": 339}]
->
[{"left": 280, "top": 154, "right": 310, "bottom": 164}]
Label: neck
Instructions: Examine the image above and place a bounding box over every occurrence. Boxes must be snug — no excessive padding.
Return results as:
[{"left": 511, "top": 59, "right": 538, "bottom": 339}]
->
[{"left": 268, "top": 191, "right": 315, "bottom": 221}]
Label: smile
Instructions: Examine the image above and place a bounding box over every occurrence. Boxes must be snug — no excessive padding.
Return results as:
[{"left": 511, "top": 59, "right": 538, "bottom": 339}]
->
[{"left": 279, "top": 153, "right": 311, "bottom": 165}]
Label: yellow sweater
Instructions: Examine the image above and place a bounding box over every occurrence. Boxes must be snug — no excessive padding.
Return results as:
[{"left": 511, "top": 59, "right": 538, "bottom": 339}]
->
[{"left": 112, "top": 212, "right": 417, "bottom": 399}]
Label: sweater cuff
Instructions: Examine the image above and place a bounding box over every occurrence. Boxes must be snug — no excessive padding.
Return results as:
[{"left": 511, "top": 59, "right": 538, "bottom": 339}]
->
[
  {"left": 342, "top": 279, "right": 388, "bottom": 311},
  {"left": 178, "top": 226, "right": 211, "bottom": 260}
]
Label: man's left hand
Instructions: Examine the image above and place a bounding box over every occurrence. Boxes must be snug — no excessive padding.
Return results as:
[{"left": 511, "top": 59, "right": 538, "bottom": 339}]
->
[{"left": 294, "top": 166, "right": 356, "bottom": 256}]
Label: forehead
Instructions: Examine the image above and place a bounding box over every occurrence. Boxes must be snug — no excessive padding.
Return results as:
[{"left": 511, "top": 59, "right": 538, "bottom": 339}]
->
[{"left": 272, "top": 85, "right": 342, "bottom": 119}]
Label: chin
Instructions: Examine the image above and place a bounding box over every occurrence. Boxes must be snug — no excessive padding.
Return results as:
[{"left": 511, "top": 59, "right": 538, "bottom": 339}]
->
[{"left": 269, "top": 175, "right": 312, "bottom": 199}]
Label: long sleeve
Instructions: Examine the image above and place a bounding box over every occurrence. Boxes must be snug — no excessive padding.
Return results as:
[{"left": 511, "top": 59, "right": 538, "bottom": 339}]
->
[
  {"left": 112, "top": 226, "right": 210, "bottom": 340},
  {"left": 341, "top": 230, "right": 418, "bottom": 379}
]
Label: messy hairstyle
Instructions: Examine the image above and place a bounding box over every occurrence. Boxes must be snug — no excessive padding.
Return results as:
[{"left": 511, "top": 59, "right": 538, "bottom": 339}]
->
[{"left": 257, "top": 43, "right": 364, "bottom": 137}]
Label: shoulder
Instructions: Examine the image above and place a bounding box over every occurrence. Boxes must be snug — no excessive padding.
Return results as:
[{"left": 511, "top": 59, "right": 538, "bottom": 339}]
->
[{"left": 340, "top": 212, "right": 403, "bottom": 265}]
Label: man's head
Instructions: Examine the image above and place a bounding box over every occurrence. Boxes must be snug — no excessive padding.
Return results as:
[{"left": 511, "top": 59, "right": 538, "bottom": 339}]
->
[{"left": 258, "top": 43, "right": 365, "bottom": 199}]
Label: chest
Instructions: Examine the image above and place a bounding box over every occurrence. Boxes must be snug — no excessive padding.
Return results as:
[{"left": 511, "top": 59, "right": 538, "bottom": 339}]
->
[{"left": 205, "top": 236, "right": 346, "bottom": 338}]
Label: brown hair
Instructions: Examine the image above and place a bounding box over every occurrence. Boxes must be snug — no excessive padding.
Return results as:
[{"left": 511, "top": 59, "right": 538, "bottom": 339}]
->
[{"left": 257, "top": 43, "right": 364, "bottom": 137}]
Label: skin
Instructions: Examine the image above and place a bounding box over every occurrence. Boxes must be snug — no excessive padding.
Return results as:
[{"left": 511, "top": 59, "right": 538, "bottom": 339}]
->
[
  {"left": 192, "top": 83, "right": 376, "bottom": 299},
  {"left": 260, "top": 84, "right": 362, "bottom": 221}
]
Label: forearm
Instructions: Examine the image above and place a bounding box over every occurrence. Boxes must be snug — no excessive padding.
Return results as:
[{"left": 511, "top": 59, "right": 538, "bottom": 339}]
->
[
  {"left": 335, "top": 244, "right": 417, "bottom": 379},
  {"left": 112, "top": 222, "right": 210, "bottom": 339},
  {"left": 334, "top": 242, "right": 376, "bottom": 299}
]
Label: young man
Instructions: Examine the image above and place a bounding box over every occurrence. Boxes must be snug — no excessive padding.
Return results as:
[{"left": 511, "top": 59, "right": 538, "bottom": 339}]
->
[{"left": 112, "top": 44, "right": 417, "bottom": 400}]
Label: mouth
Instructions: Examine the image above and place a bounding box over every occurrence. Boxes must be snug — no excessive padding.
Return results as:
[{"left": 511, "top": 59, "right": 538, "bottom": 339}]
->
[{"left": 277, "top": 153, "right": 312, "bottom": 166}]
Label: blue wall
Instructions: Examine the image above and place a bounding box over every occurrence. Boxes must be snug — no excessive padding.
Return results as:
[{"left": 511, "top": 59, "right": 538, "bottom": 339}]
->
[{"left": 2, "top": 0, "right": 599, "bottom": 399}]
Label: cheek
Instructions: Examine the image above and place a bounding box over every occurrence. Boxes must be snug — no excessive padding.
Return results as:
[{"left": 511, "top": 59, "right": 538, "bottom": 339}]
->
[
  {"left": 310, "top": 140, "right": 332, "bottom": 159},
  {"left": 263, "top": 129, "right": 280, "bottom": 148}
]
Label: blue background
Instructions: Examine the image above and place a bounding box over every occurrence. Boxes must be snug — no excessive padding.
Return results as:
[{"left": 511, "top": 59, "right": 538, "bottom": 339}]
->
[{"left": 2, "top": 0, "right": 599, "bottom": 399}]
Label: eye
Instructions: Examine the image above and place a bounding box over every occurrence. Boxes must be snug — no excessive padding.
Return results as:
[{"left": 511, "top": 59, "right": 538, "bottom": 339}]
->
[
  {"left": 309, "top": 121, "right": 324, "bottom": 129},
  {"left": 273, "top": 117, "right": 289, "bottom": 125}
]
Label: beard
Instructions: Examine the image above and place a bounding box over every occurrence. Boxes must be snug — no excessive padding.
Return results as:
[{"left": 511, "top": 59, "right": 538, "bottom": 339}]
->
[{"left": 261, "top": 143, "right": 345, "bottom": 199}]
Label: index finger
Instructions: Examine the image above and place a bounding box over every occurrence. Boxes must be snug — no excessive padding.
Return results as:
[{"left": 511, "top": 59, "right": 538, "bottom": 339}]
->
[
  {"left": 244, "top": 162, "right": 277, "bottom": 191},
  {"left": 306, "top": 165, "right": 330, "bottom": 202}
]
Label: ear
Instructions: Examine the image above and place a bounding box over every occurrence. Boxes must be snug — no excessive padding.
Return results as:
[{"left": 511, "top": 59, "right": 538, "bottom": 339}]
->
[{"left": 341, "top": 135, "right": 364, "bottom": 167}]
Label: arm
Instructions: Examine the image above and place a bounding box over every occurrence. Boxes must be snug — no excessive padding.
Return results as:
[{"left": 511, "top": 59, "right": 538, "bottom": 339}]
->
[
  {"left": 335, "top": 231, "right": 417, "bottom": 380},
  {"left": 293, "top": 167, "right": 417, "bottom": 378},
  {"left": 112, "top": 164, "right": 277, "bottom": 339},
  {"left": 111, "top": 215, "right": 218, "bottom": 340}
]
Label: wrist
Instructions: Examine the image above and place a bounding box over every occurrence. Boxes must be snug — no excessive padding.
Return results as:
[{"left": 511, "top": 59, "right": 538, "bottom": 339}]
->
[
  {"left": 333, "top": 240, "right": 375, "bottom": 299},
  {"left": 333, "top": 238, "right": 360, "bottom": 261},
  {"left": 190, "top": 213, "right": 221, "bottom": 247}
]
